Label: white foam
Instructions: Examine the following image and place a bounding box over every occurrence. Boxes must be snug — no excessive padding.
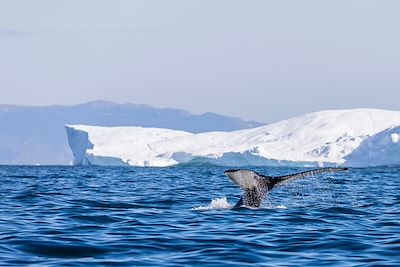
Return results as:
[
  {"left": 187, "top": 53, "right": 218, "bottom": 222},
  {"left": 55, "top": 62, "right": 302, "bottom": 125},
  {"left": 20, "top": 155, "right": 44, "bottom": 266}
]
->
[
  {"left": 193, "top": 197, "right": 288, "bottom": 211},
  {"left": 259, "top": 203, "right": 288, "bottom": 209},
  {"left": 192, "top": 197, "right": 233, "bottom": 211}
]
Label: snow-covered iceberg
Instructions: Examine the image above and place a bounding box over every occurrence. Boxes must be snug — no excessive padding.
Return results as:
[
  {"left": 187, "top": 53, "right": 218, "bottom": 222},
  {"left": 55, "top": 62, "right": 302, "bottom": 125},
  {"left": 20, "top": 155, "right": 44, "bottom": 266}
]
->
[
  {"left": 66, "top": 109, "right": 400, "bottom": 167},
  {"left": 344, "top": 126, "right": 400, "bottom": 167}
]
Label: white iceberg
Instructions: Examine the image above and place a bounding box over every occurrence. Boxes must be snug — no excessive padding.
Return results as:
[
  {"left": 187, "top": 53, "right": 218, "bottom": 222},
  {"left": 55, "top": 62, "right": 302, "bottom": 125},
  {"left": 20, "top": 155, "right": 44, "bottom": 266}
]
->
[
  {"left": 66, "top": 109, "right": 400, "bottom": 167},
  {"left": 344, "top": 126, "right": 400, "bottom": 167}
]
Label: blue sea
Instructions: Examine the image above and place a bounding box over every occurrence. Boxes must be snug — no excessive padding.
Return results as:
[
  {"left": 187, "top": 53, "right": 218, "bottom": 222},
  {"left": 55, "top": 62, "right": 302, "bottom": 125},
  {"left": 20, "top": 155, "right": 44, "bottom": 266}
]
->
[{"left": 0, "top": 166, "right": 399, "bottom": 266}]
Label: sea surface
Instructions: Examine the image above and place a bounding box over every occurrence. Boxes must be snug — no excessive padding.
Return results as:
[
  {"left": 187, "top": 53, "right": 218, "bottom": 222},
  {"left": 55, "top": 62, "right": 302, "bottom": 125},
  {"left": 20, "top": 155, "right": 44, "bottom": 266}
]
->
[{"left": 0, "top": 166, "right": 399, "bottom": 266}]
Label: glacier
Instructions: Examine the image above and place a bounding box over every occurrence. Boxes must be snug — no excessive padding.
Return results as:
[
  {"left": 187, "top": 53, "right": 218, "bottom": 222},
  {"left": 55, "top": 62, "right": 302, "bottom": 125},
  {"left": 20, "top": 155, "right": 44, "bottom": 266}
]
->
[{"left": 66, "top": 109, "right": 400, "bottom": 167}]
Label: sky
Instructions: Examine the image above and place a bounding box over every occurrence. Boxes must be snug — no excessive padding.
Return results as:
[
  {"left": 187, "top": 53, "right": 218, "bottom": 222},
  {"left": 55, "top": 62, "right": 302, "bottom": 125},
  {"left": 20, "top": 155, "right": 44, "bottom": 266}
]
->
[{"left": 0, "top": 0, "right": 399, "bottom": 123}]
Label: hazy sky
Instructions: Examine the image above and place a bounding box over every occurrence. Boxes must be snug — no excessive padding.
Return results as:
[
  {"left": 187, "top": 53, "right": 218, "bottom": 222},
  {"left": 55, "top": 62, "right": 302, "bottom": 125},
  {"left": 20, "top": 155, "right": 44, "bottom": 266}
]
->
[{"left": 1, "top": 0, "right": 399, "bottom": 122}]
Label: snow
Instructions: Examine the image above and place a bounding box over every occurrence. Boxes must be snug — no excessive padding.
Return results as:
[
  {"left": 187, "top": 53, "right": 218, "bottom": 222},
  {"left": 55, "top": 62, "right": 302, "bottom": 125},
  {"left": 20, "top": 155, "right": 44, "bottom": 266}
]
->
[
  {"left": 66, "top": 109, "right": 400, "bottom": 167},
  {"left": 344, "top": 126, "right": 400, "bottom": 167},
  {"left": 391, "top": 133, "right": 399, "bottom": 144}
]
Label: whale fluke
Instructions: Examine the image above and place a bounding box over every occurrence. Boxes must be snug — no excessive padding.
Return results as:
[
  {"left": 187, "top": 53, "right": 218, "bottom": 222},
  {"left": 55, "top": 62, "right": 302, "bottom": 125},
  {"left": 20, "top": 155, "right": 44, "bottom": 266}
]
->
[{"left": 224, "top": 167, "right": 348, "bottom": 208}]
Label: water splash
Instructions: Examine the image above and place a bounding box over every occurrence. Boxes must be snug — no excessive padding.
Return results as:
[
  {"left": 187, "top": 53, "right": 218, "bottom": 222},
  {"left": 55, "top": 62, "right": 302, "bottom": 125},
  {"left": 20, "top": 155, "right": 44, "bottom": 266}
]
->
[
  {"left": 193, "top": 197, "right": 287, "bottom": 210},
  {"left": 192, "top": 197, "right": 233, "bottom": 211}
]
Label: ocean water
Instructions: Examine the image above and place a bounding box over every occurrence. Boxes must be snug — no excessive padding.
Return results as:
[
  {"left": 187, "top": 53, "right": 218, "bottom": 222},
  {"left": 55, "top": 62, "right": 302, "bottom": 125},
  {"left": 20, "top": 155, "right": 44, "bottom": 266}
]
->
[{"left": 0, "top": 166, "right": 399, "bottom": 266}]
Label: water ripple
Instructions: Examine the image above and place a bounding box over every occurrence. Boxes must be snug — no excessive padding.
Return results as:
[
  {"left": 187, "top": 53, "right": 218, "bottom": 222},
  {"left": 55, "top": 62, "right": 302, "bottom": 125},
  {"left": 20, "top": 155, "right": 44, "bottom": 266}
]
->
[{"left": 0, "top": 166, "right": 399, "bottom": 266}]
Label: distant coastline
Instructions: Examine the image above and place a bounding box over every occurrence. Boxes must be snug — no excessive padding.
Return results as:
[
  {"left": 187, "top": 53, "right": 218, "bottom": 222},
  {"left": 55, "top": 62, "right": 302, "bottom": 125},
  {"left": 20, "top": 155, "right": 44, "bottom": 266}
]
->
[{"left": 0, "top": 101, "right": 263, "bottom": 165}]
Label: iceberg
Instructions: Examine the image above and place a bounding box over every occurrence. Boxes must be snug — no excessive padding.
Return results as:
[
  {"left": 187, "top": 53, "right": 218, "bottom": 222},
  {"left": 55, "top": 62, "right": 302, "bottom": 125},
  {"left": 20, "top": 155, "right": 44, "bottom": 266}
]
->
[
  {"left": 344, "top": 126, "right": 400, "bottom": 167},
  {"left": 66, "top": 109, "right": 400, "bottom": 167}
]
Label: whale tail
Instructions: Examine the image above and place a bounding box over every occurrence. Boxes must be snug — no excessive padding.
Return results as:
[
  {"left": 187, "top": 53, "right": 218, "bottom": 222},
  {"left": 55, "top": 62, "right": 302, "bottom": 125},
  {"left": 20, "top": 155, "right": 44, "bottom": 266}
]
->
[{"left": 224, "top": 167, "right": 348, "bottom": 208}]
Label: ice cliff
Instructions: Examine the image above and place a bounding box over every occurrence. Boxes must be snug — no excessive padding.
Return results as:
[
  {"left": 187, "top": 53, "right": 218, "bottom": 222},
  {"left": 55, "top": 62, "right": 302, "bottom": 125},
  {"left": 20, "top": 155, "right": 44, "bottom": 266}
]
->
[
  {"left": 66, "top": 109, "right": 400, "bottom": 167},
  {"left": 0, "top": 101, "right": 262, "bottom": 165},
  {"left": 344, "top": 125, "right": 400, "bottom": 167}
]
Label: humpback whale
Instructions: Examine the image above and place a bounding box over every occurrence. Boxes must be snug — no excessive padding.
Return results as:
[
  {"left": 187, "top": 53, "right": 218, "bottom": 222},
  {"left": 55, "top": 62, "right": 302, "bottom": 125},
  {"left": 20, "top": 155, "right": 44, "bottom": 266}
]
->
[{"left": 224, "top": 167, "right": 348, "bottom": 208}]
